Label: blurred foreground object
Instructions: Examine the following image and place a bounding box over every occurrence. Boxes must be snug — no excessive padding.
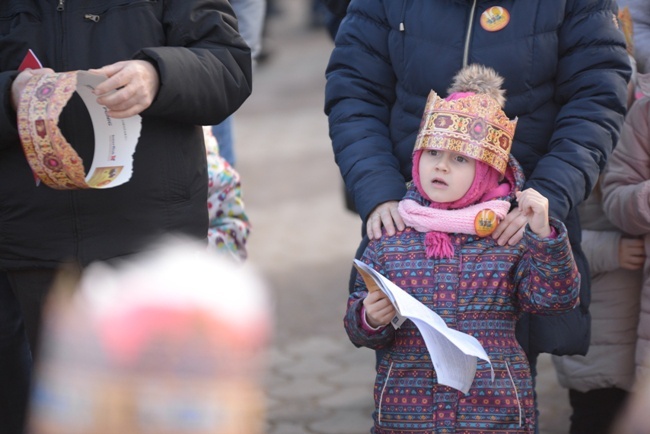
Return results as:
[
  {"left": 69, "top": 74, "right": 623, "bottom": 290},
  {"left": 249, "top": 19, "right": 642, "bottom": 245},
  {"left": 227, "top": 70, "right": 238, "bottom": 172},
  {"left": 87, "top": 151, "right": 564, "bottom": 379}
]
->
[{"left": 27, "top": 240, "right": 271, "bottom": 434}]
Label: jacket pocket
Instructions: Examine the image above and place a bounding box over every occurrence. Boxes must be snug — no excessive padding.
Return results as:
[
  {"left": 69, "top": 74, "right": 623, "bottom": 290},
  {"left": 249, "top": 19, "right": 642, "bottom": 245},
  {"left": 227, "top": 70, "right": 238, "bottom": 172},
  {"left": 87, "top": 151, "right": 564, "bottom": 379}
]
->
[
  {"left": 73, "top": 0, "right": 164, "bottom": 63},
  {"left": 457, "top": 358, "right": 534, "bottom": 433},
  {"left": 0, "top": 4, "right": 39, "bottom": 36},
  {"left": 373, "top": 353, "right": 435, "bottom": 431}
]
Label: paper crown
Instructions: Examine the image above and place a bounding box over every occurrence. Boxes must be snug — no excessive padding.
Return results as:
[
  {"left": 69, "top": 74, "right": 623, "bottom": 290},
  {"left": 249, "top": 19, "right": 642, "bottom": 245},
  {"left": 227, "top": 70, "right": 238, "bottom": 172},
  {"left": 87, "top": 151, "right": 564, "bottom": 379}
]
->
[
  {"left": 618, "top": 6, "right": 634, "bottom": 56},
  {"left": 17, "top": 71, "right": 141, "bottom": 190},
  {"left": 413, "top": 65, "right": 517, "bottom": 175}
]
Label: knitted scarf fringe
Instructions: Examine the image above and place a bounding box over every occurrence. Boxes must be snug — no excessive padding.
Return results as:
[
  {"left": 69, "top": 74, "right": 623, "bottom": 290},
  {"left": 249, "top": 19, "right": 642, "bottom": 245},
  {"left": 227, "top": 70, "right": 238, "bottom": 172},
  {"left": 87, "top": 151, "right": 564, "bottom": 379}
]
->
[{"left": 425, "top": 232, "right": 455, "bottom": 259}]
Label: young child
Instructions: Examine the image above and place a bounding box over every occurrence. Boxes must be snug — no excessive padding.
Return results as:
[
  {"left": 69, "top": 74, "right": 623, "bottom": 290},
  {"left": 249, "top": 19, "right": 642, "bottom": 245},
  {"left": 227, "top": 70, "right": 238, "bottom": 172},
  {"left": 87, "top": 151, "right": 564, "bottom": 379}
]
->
[
  {"left": 344, "top": 65, "right": 580, "bottom": 433},
  {"left": 203, "top": 126, "right": 251, "bottom": 261}
]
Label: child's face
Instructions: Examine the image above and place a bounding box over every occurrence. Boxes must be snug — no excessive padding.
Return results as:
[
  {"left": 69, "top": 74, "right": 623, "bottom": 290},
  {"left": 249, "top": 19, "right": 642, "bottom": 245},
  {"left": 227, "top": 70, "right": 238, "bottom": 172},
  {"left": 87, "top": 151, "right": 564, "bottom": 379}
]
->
[{"left": 418, "top": 149, "right": 476, "bottom": 203}]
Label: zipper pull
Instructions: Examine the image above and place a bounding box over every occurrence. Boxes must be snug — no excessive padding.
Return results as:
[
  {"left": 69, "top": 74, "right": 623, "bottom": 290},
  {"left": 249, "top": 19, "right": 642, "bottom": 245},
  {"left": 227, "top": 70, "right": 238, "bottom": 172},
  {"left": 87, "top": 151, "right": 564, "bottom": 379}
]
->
[
  {"left": 84, "top": 14, "right": 100, "bottom": 22},
  {"left": 399, "top": 22, "right": 405, "bottom": 32},
  {"left": 57, "top": 0, "right": 64, "bottom": 11}
]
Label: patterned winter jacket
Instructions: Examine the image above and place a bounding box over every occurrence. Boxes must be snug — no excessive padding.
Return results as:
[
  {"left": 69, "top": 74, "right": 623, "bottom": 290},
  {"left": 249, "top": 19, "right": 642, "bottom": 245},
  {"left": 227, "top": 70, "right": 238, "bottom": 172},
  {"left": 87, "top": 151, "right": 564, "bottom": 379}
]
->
[
  {"left": 344, "top": 159, "right": 580, "bottom": 433},
  {"left": 203, "top": 127, "right": 250, "bottom": 262}
]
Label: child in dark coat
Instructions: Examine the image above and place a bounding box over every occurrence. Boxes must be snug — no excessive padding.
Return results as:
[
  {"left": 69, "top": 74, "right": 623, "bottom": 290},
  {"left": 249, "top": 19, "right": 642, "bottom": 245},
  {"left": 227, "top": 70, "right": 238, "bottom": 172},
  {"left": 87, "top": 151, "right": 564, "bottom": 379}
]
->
[{"left": 344, "top": 65, "right": 580, "bottom": 433}]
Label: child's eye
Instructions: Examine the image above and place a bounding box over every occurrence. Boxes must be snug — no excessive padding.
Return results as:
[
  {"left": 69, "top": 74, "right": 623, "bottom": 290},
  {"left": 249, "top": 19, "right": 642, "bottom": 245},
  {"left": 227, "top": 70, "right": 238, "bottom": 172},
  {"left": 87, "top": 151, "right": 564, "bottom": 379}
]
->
[
  {"left": 428, "top": 150, "right": 438, "bottom": 156},
  {"left": 455, "top": 155, "right": 467, "bottom": 163}
]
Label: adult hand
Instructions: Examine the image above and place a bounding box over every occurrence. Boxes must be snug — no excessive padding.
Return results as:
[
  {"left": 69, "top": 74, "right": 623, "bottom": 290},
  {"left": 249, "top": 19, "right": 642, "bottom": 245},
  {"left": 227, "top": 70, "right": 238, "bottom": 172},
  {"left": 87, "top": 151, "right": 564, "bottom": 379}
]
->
[
  {"left": 492, "top": 206, "right": 527, "bottom": 246},
  {"left": 11, "top": 68, "right": 56, "bottom": 111},
  {"left": 366, "top": 201, "right": 405, "bottom": 240},
  {"left": 90, "top": 60, "right": 159, "bottom": 118},
  {"left": 363, "top": 290, "right": 396, "bottom": 328},
  {"left": 619, "top": 237, "right": 645, "bottom": 270}
]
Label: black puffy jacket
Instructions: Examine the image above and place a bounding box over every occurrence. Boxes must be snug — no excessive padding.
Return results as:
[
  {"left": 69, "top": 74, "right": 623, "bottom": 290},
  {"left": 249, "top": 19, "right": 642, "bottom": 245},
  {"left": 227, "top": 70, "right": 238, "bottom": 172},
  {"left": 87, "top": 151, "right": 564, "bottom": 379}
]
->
[{"left": 0, "top": 0, "right": 252, "bottom": 268}]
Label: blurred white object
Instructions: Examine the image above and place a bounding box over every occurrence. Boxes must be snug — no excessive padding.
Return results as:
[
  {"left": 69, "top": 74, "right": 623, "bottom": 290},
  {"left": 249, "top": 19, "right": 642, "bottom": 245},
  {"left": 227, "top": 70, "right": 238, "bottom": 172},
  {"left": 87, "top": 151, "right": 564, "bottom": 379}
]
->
[{"left": 28, "top": 238, "right": 271, "bottom": 434}]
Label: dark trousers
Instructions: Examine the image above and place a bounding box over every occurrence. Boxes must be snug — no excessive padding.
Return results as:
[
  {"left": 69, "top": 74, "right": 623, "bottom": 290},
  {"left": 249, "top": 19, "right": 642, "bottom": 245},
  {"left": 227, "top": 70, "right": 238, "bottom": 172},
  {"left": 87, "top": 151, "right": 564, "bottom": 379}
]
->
[
  {"left": 0, "top": 272, "right": 34, "bottom": 434},
  {"left": 6, "top": 270, "right": 58, "bottom": 363},
  {"left": 568, "top": 387, "right": 629, "bottom": 434},
  {"left": 0, "top": 269, "right": 58, "bottom": 434}
]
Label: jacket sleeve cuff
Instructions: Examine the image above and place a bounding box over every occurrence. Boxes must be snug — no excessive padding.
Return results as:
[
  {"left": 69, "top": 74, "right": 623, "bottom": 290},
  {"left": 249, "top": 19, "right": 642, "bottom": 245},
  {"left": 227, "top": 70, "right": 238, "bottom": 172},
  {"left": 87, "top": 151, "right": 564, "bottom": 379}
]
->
[
  {"left": 360, "top": 305, "right": 387, "bottom": 334},
  {"left": 0, "top": 71, "right": 21, "bottom": 147}
]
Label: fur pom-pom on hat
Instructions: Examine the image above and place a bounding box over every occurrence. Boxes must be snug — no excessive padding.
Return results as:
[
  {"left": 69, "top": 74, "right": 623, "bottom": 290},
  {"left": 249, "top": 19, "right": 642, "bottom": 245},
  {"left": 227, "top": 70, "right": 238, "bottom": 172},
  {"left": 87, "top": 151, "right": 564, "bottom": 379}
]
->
[{"left": 447, "top": 64, "right": 506, "bottom": 107}]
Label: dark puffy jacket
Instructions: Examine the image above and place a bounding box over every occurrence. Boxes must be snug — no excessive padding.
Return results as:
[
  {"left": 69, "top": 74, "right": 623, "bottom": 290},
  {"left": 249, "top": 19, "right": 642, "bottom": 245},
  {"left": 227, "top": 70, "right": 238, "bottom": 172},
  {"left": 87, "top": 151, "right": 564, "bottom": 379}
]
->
[
  {"left": 323, "top": 0, "right": 350, "bottom": 17},
  {"left": 0, "top": 0, "right": 252, "bottom": 268},
  {"left": 325, "top": 0, "right": 630, "bottom": 356}
]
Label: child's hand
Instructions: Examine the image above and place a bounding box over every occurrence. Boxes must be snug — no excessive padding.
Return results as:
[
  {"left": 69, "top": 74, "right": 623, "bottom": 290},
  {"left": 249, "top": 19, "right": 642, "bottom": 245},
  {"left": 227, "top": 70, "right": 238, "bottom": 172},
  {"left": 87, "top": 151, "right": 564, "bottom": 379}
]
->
[
  {"left": 619, "top": 237, "right": 645, "bottom": 270},
  {"left": 515, "top": 189, "right": 551, "bottom": 238},
  {"left": 363, "top": 291, "right": 396, "bottom": 328}
]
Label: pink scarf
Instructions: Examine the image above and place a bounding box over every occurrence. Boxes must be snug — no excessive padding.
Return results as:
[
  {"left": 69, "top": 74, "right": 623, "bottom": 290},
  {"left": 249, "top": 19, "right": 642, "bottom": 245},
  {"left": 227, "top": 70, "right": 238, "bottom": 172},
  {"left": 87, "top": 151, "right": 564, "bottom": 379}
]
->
[
  {"left": 398, "top": 199, "right": 512, "bottom": 258},
  {"left": 405, "top": 150, "right": 514, "bottom": 259}
]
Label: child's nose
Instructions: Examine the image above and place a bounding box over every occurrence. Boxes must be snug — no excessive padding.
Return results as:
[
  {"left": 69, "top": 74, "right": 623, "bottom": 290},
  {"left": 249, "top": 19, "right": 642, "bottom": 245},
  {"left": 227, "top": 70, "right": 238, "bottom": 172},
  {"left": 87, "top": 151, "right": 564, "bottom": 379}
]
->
[{"left": 435, "top": 156, "right": 450, "bottom": 171}]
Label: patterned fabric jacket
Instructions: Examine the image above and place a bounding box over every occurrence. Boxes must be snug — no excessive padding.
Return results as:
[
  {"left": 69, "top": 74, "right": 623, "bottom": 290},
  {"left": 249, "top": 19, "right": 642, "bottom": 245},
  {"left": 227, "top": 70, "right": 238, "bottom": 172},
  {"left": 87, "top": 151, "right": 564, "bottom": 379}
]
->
[
  {"left": 344, "top": 160, "right": 580, "bottom": 433},
  {"left": 203, "top": 127, "right": 250, "bottom": 261}
]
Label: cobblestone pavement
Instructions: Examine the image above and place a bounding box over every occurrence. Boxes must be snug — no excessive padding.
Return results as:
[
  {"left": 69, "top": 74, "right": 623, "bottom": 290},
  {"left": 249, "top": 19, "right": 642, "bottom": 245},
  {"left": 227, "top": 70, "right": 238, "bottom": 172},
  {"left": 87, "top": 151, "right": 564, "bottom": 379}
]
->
[{"left": 235, "top": 2, "right": 570, "bottom": 433}]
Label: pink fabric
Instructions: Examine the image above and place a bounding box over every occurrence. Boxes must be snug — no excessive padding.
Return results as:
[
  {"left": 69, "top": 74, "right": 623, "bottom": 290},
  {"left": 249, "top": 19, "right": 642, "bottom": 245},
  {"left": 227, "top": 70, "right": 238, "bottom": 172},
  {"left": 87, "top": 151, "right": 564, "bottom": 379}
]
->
[
  {"left": 398, "top": 198, "right": 511, "bottom": 234},
  {"left": 446, "top": 91, "right": 475, "bottom": 101},
  {"left": 411, "top": 150, "right": 501, "bottom": 209},
  {"left": 410, "top": 148, "right": 509, "bottom": 258},
  {"left": 425, "top": 232, "right": 454, "bottom": 258},
  {"left": 360, "top": 306, "right": 385, "bottom": 334}
]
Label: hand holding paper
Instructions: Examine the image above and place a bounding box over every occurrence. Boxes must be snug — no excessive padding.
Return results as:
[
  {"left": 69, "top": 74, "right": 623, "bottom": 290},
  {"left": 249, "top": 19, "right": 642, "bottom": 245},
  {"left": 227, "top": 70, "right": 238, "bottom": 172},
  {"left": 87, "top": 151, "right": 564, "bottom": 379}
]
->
[
  {"left": 363, "top": 290, "right": 397, "bottom": 328},
  {"left": 353, "top": 259, "right": 494, "bottom": 394},
  {"left": 90, "top": 60, "right": 160, "bottom": 118}
]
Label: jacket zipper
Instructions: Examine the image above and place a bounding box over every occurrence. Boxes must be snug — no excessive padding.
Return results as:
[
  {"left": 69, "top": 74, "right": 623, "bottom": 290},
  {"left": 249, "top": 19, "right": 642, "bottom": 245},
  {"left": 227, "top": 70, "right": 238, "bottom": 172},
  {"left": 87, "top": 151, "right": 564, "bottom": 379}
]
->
[
  {"left": 55, "top": 0, "right": 81, "bottom": 260},
  {"left": 505, "top": 360, "right": 523, "bottom": 428},
  {"left": 463, "top": 0, "right": 478, "bottom": 67},
  {"left": 378, "top": 361, "right": 394, "bottom": 425},
  {"left": 399, "top": 1, "right": 407, "bottom": 32}
]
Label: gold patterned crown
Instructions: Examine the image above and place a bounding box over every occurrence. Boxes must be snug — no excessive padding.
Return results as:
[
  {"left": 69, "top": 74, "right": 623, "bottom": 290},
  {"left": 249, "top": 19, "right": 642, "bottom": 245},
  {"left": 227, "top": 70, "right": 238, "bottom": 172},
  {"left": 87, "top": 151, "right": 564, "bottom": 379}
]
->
[
  {"left": 618, "top": 6, "right": 634, "bottom": 56},
  {"left": 414, "top": 65, "right": 517, "bottom": 175}
]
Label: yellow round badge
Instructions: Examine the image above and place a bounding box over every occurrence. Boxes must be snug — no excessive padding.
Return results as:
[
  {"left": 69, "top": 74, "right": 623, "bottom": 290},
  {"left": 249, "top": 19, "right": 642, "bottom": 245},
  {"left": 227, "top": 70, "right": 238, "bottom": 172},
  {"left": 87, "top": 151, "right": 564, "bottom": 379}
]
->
[
  {"left": 474, "top": 209, "right": 499, "bottom": 237},
  {"left": 480, "top": 6, "right": 510, "bottom": 32}
]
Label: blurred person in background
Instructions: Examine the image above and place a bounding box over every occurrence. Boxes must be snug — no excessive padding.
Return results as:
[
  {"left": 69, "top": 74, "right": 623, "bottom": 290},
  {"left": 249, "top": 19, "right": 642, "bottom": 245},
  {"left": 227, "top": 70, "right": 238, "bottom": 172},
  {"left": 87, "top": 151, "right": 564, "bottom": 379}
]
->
[{"left": 212, "top": 0, "right": 266, "bottom": 167}]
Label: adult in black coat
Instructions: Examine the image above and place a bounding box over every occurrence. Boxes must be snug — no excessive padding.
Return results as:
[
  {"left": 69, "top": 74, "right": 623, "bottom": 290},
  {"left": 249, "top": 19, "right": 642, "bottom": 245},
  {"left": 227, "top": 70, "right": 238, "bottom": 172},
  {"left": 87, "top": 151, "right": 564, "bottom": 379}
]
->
[{"left": 0, "top": 1, "right": 252, "bottom": 432}]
